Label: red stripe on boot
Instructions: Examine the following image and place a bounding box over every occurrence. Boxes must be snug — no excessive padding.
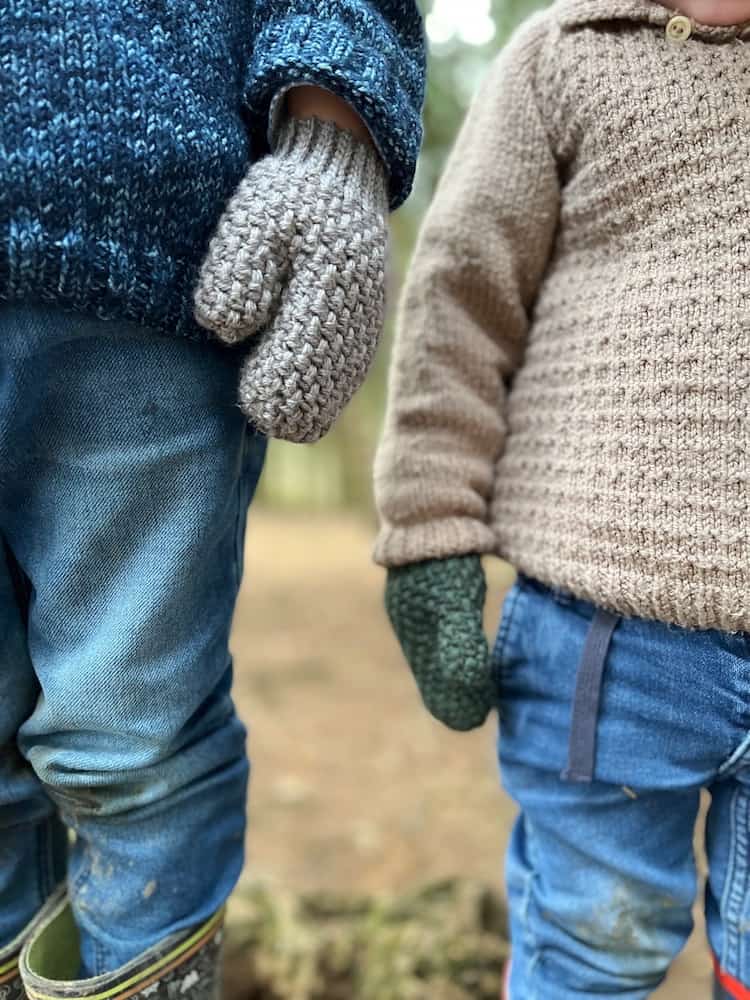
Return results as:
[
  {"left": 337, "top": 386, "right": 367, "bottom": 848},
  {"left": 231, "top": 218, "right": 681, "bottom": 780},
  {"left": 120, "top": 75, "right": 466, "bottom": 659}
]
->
[
  {"left": 502, "top": 955, "right": 511, "bottom": 999},
  {"left": 713, "top": 953, "right": 750, "bottom": 1000}
]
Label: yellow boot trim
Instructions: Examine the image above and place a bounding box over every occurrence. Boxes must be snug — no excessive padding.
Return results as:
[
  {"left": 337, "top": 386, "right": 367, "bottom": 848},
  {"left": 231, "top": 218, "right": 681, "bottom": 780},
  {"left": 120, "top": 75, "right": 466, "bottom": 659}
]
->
[
  {"left": 25, "top": 908, "right": 224, "bottom": 1000},
  {"left": 0, "top": 956, "right": 19, "bottom": 983}
]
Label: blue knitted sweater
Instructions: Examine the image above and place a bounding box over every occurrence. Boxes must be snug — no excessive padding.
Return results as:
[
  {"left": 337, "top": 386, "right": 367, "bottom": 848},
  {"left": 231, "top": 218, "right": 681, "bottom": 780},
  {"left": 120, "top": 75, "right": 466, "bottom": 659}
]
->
[{"left": 1, "top": 1, "right": 426, "bottom": 339}]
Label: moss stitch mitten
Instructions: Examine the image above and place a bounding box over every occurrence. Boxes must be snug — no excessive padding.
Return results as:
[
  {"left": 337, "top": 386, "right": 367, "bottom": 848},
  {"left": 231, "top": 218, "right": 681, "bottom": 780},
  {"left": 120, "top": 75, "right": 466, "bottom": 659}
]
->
[
  {"left": 385, "top": 555, "right": 495, "bottom": 731},
  {"left": 194, "top": 115, "right": 389, "bottom": 443}
]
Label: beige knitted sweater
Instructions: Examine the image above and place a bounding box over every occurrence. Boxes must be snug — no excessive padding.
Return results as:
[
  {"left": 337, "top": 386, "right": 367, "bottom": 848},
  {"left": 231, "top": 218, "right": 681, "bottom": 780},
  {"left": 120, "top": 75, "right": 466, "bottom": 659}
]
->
[{"left": 374, "top": 0, "right": 750, "bottom": 631}]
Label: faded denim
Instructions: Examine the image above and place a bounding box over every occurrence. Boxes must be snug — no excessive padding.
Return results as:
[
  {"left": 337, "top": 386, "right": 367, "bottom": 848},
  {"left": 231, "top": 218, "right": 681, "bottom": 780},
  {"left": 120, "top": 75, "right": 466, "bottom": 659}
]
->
[
  {"left": 0, "top": 304, "right": 266, "bottom": 975},
  {"left": 494, "top": 573, "right": 750, "bottom": 1000}
]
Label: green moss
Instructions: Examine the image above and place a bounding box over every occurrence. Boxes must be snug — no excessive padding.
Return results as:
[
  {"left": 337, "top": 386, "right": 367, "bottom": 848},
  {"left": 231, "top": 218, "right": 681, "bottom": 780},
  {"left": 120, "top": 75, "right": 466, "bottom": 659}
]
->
[{"left": 225, "top": 878, "right": 509, "bottom": 1000}]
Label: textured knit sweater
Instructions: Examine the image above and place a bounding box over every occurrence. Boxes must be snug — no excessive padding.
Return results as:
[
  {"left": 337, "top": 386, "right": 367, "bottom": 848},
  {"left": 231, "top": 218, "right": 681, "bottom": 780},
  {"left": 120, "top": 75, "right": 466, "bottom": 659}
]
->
[
  {"left": 374, "top": 0, "right": 750, "bottom": 632},
  {"left": 0, "top": 1, "right": 425, "bottom": 339}
]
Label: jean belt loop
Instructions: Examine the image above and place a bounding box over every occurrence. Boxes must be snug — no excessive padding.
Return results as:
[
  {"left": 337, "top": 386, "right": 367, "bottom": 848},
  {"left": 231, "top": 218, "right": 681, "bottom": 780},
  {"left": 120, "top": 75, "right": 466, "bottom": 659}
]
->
[{"left": 561, "top": 607, "right": 620, "bottom": 783}]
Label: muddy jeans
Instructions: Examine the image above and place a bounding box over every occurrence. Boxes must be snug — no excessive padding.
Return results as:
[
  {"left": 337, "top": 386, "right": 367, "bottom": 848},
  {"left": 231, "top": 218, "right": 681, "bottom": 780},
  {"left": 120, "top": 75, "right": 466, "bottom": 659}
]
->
[
  {"left": 0, "top": 304, "right": 266, "bottom": 976},
  {"left": 493, "top": 573, "right": 750, "bottom": 1000}
]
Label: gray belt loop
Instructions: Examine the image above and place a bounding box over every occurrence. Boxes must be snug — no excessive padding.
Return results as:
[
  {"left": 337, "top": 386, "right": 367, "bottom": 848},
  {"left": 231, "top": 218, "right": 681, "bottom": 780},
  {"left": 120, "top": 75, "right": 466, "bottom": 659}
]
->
[{"left": 561, "top": 608, "right": 620, "bottom": 783}]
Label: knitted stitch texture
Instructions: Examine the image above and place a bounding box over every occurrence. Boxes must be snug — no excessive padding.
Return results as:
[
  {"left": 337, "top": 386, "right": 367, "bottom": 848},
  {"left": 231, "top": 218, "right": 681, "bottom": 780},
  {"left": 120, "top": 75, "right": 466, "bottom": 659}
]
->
[
  {"left": 374, "top": 0, "right": 750, "bottom": 632},
  {"left": 0, "top": 1, "right": 425, "bottom": 340},
  {"left": 195, "top": 117, "right": 388, "bottom": 442},
  {"left": 385, "top": 556, "right": 494, "bottom": 732}
]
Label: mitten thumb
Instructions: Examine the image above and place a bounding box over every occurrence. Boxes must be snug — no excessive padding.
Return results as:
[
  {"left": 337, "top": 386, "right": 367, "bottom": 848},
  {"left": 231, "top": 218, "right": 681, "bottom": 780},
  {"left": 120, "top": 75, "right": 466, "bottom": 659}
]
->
[{"left": 194, "top": 169, "right": 296, "bottom": 344}]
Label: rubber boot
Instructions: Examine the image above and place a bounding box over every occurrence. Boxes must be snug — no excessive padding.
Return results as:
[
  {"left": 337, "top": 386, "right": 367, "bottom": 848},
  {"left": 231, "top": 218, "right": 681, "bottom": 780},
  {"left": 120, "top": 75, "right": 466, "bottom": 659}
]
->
[
  {"left": 714, "top": 974, "right": 744, "bottom": 999},
  {"left": 0, "top": 888, "right": 68, "bottom": 1000},
  {"left": 0, "top": 932, "right": 25, "bottom": 1000},
  {"left": 19, "top": 892, "right": 224, "bottom": 1000},
  {"left": 0, "top": 926, "right": 27, "bottom": 1000},
  {"left": 501, "top": 955, "right": 511, "bottom": 999}
]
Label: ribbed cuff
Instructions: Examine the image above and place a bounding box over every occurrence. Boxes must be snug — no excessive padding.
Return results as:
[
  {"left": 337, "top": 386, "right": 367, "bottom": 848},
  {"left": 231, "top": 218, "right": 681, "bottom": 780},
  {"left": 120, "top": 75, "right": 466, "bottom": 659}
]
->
[
  {"left": 373, "top": 518, "right": 498, "bottom": 568},
  {"left": 243, "top": 14, "right": 425, "bottom": 209},
  {"left": 272, "top": 115, "right": 389, "bottom": 214}
]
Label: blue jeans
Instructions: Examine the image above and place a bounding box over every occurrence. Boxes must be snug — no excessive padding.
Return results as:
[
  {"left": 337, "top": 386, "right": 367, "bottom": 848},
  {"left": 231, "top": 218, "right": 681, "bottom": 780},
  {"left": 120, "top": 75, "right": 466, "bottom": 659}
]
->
[
  {"left": 493, "top": 573, "right": 750, "bottom": 1000},
  {"left": 0, "top": 304, "right": 266, "bottom": 976}
]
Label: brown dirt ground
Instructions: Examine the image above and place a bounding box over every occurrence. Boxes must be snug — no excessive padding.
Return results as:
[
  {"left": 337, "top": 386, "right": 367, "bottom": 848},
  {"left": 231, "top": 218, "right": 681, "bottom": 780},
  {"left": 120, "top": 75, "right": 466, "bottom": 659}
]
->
[{"left": 229, "top": 510, "right": 712, "bottom": 999}]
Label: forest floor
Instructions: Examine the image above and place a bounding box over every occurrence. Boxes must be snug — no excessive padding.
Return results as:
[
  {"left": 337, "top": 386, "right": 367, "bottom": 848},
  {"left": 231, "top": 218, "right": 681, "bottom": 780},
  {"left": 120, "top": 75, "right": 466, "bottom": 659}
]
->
[{"left": 228, "top": 509, "right": 712, "bottom": 999}]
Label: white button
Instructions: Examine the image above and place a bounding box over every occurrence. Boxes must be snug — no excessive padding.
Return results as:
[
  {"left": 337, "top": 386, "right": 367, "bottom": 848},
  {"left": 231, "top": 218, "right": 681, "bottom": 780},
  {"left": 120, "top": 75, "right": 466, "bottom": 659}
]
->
[{"left": 666, "top": 14, "right": 693, "bottom": 41}]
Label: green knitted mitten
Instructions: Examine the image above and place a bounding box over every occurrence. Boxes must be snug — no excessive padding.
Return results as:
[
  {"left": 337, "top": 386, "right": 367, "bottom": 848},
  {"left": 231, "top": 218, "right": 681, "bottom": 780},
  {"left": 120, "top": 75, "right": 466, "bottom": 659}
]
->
[{"left": 385, "top": 555, "right": 495, "bottom": 731}]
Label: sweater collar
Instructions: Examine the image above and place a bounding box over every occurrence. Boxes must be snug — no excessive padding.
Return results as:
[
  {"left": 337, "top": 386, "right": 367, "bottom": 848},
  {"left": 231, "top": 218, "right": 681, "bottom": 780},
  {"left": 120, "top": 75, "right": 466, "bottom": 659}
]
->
[{"left": 557, "top": 0, "right": 750, "bottom": 40}]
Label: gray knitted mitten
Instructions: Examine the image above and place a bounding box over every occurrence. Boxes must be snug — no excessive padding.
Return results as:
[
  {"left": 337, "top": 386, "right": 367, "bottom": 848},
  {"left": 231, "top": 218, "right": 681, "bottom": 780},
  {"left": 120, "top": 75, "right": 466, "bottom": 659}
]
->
[
  {"left": 194, "top": 116, "right": 389, "bottom": 443},
  {"left": 385, "top": 556, "right": 495, "bottom": 732}
]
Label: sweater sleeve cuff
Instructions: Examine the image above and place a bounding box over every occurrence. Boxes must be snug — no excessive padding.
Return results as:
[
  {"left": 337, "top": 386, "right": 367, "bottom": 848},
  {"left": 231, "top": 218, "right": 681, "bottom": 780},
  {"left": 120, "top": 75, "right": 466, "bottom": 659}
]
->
[
  {"left": 373, "top": 519, "right": 498, "bottom": 568},
  {"left": 243, "top": 15, "right": 425, "bottom": 209}
]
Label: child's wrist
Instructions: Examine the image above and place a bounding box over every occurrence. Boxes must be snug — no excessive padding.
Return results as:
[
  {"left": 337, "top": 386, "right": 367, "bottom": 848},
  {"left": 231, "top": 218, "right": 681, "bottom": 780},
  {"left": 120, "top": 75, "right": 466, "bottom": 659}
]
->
[{"left": 284, "top": 85, "right": 374, "bottom": 147}]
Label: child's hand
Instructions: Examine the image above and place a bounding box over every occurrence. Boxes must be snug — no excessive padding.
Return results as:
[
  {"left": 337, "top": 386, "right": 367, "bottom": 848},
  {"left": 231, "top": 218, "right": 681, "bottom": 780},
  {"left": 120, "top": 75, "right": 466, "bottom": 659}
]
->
[
  {"left": 385, "top": 555, "right": 495, "bottom": 731},
  {"left": 194, "top": 116, "right": 389, "bottom": 443}
]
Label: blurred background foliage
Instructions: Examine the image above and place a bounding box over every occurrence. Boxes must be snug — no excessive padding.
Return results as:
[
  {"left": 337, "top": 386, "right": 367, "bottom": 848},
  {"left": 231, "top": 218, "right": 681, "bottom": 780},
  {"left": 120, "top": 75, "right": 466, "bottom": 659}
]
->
[{"left": 258, "top": 0, "right": 547, "bottom": 514}]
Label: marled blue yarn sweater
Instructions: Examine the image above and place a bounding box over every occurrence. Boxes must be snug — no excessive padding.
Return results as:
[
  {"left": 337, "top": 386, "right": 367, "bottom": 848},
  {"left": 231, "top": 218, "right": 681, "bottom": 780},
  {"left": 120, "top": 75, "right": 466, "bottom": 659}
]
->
[{"left": 0, "top": 1, "right": 425, "bottom": 339}]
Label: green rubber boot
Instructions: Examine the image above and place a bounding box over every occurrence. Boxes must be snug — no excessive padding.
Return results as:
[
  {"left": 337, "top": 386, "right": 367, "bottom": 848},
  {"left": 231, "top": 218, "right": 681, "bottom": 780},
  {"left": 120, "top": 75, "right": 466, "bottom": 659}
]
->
[
  {"left": 19, "top": 893, "right": 225, "bottom": 1000},
  {"left": 0, "top": 931, "right": 25, "bottom": 1000},
  {"left": 0, "top": 888, "right": 68, "bottom": 1000},
  {"left": 0, "top": 937, "right": 26, "bottom": 1000}
]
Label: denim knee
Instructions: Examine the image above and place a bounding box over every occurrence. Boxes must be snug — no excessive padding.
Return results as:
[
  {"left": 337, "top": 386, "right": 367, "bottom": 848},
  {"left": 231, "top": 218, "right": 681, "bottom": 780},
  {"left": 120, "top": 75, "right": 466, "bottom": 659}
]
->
[{"left": 25, "top": 689, "right": 248, "bottom": 822}]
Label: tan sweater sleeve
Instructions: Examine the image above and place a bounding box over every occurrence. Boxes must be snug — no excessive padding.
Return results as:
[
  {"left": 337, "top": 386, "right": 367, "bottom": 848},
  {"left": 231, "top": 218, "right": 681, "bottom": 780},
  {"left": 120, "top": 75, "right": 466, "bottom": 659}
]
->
[{"left": 373, "top": 14, "right": 561, "bottom": 568}]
